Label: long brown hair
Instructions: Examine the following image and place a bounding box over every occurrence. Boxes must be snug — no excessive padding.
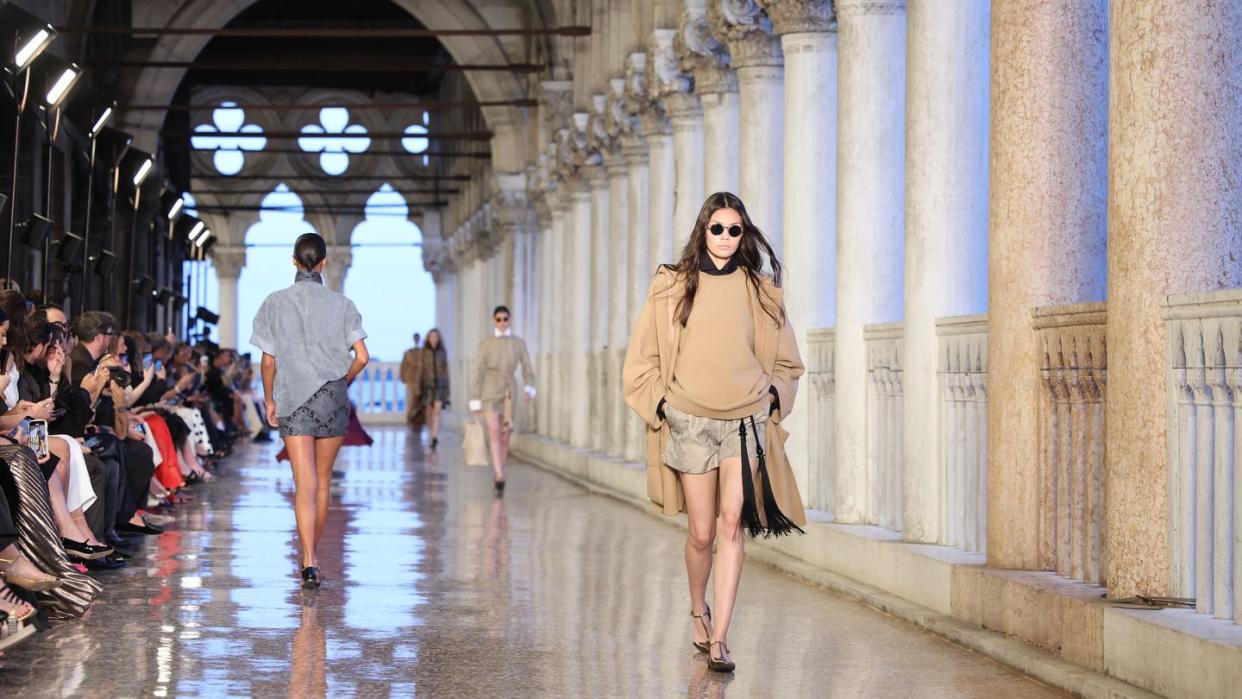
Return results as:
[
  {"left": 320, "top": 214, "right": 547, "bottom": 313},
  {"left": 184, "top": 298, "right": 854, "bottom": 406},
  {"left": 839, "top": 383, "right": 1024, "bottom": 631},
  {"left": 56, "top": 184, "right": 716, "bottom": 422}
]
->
[{"left": 659, "top": 192, "right": 784, "bottom": 327}]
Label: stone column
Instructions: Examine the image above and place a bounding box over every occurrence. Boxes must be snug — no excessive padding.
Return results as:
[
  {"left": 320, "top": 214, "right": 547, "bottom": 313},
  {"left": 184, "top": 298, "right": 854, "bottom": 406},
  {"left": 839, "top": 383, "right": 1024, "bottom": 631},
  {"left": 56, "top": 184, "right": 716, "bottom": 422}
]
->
[
  {"left": 605, "top": 155, "right": 631, "bottom": 458},
  {"left": 549, "top": 194, "right": 571, "bottom": 442},
  {"left": 832, "top": 0, "right": 908, "bottom": 523},
  {"left": 900, "top": 0, "right": 991, "bottom": 543},
  {"left": 323, "top": 245, "right": 352, "bottom": 293},
  {"left": 587, "top": 164, "right": 611, "bottom": 453},
  {"left": 623, "top": 134, "right": 651, "bottom": 463},
  {"left": 570, "top": 181, "right": 594, "bottom": 449},
  {"left": 650, "top": 28, "right": 702, "bottom": 254},
  {"left": 988, "top": 0, "right": 1107, "bottom": 569},
  {"left": 678, "top": 5, "right": 740, "bottom": 196},
  {"left": 711, "top": 1, "right": 784, "bottom": 251},
  {"left": 760, "top": 0, "right": 836, "bottom": 505},
  {"left": 644, "top": 114, "right": 676, "bottom": 271},
  {"left": 211, "top": 246, "right": 246, "bottom": 349},
  {"left": 1106, "top": 0, "right": 1242, "bottom": 598}
]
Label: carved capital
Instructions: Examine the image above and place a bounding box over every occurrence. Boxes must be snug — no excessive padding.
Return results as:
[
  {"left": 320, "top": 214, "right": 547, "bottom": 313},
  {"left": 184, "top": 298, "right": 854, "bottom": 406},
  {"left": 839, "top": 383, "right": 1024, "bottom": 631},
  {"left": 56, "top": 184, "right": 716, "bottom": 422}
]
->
[
  {"left": 709, "top": 0, "right": 784, "bottom": 69},
  {"left": 569, "top": 111, "right": 603, "bottom": 170},
  {"left": 605, "top": 78, "right": 641, "bottom": 144},
  {"left": 211, "top": 246, "right": 246, "bottom": 279},
  {"left": 540, "top": 80, "right": 575, "bottom": 129},
  {"left": 756, "top": 0, "right": 836, "bottom": 35},
  {"left": 664, "top": 91, "right": 703, "bottom": 123},
  {"left": 646, "top": 29, "right": 693, "bottom": 102},
  {"left": 835, "top": 0, "right": 905, "bottom": 19},
  {"left": 587, "top": 93, "right": 616, "bottom": 159},
  {"left": 676, "top": 9, "right": 738, "bottom": 95}
]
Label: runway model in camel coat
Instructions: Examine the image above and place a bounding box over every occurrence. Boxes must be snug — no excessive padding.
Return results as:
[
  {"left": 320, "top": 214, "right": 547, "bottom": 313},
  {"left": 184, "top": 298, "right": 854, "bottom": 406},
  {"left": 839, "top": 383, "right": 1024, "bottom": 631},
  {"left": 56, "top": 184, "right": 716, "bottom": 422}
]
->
[{"left": 622, "top": 267, "right": 807, "bottom": 532}]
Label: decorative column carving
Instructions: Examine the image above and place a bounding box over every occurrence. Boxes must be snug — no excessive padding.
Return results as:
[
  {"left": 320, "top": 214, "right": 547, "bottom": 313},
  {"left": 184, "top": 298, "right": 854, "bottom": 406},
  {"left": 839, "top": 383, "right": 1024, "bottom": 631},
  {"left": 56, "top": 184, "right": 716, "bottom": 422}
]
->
[
  {"left": 211, "top": 246, "right": 246, "bottom": 349},
  {"left": 678, "top": 4, "right": 739, "bottom": 196},
  {"left": 759, "top": 0, "right": 836, "bottom": 502},
  {"left": 832, "top": 0, "right": 907, "bottom": 523},
  {"left": 649, "top": 28, "right": 702, "bottom": 251},
  {"left": 710, "top": 0, "right": 785, "bottom": 250}
]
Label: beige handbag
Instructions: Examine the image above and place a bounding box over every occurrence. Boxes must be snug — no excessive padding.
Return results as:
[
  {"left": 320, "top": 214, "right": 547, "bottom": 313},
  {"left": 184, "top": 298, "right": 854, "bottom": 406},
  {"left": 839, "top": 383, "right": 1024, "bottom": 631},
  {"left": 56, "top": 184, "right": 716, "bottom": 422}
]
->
[{"left": 463, "top": 418, "right": 489, "bottom": 467}]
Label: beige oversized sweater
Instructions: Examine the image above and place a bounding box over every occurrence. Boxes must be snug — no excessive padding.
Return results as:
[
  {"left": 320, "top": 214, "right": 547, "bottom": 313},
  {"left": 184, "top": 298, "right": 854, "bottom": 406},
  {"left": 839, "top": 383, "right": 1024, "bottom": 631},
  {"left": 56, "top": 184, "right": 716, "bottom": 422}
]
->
[{"left": 666, "top": 268, "right": 770, "bottom": 420}]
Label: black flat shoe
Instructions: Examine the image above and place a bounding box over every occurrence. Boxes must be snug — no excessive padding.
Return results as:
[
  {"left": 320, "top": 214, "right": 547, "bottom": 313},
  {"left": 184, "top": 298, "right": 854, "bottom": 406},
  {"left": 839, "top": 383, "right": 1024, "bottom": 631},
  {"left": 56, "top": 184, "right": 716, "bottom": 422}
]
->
[
  {"left": 61, "top": 538, "right": 114, "bottom": 560},
  {"left": 300, "top": 567, "right": 321, "bottom": 589},
  {"left": 493, "top": 480, "right": 505, "bottom": 496},
  {"left": 430, "top": 437, "right": 438, "bottom": 450},
  {"left": 117, "top": 521, "right": 164, "bottom": 536},
  {"left": 84, "top": 554, "right": 127, "bottom": 571},
  {"left": 707, "top": 641, "right": 735, "bottom": 673}
]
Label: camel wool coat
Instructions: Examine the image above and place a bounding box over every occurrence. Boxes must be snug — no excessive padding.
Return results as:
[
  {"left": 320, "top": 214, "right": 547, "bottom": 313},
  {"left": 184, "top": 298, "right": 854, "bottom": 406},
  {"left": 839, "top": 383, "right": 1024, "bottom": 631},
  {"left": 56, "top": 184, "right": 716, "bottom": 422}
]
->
[{"left": 622, "top": 267, "right": 807, "bottom": 527}]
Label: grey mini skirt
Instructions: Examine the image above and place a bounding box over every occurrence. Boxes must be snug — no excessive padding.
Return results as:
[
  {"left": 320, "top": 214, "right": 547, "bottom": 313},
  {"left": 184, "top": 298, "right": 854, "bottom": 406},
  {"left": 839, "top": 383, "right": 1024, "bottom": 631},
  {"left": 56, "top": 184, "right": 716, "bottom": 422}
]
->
[{"left": 279, "top": 378, "right": 350, "bottom": 438}]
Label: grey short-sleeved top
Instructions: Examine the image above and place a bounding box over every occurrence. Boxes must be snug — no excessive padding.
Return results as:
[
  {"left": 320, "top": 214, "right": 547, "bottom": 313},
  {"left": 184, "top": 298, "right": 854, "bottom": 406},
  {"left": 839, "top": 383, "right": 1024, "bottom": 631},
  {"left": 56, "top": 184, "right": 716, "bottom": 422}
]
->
[{"left": 250, "top": 271, "right": 367, "bottom": 415}]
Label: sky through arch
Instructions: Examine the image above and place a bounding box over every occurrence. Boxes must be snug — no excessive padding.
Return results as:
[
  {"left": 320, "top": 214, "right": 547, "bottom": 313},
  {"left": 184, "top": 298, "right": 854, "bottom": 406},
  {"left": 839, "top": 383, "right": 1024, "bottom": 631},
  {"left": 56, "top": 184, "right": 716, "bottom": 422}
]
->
[{"left": 238, "top": 184, "right": 318, "bottom": 358}]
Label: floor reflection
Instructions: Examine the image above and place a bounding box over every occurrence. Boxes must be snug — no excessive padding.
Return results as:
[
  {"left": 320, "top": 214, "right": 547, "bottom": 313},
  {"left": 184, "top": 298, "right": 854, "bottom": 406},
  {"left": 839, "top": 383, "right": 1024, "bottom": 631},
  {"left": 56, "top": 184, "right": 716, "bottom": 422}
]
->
[{"left": 0, "top": 427, "right": 1065, "bottom": 698}]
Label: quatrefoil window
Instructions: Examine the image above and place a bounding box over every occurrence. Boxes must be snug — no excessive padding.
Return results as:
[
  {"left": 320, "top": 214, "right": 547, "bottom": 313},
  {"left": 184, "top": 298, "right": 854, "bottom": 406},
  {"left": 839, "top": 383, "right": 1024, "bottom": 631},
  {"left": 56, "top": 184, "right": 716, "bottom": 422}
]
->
[
  {"left": 402, "top": 111, "right": 430, "bottom": 167},
  {"left": 190, "top": 101, "right": 267, "bottom": 176},
  {"left": 299, "top": 107, "right": 371, "bottom": 176}
]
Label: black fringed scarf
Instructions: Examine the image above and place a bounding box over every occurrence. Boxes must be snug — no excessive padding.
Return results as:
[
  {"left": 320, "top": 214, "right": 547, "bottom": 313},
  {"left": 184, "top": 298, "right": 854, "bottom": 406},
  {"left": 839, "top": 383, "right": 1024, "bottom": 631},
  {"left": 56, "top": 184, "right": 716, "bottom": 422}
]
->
[{"left": 738, "top": 414, "right": 804, "bottom": 538}]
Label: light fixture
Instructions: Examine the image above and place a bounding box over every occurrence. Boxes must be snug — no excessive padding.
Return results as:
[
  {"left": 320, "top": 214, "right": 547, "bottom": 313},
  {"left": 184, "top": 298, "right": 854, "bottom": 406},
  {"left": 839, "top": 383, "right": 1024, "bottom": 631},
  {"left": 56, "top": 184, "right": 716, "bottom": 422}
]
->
[
  {"left": 187, "top": 220, "right": 206, "bottom": 244},
  {"left": 18, "top": 213, "right": 49, "bottom": 247},
  {"left": 132, "top": 156, "right": 153, "bottom": 187},
  {"left": 165, "top": 193, "right": 184, "bottom": 221},
  {"left": 96, "top": 126, "right": 131, "bottom": 169},
  {"left": 89, "top": 102, "right": 113, "bottom": 138},
  {"left": 42, "top": 60, "right": 80, "bottom": 107},
  {"left": 0, "top": 4, "right": 55, "bottom": 71},
  {"left": 193, "top": 227, "right": 212, "bottom": 248}
]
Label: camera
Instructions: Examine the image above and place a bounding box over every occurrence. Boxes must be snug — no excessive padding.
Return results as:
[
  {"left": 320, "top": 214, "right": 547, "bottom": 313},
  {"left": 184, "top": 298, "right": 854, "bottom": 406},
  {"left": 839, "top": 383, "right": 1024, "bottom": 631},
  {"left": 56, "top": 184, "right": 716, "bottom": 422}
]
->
[{"left": 108, "top": 367, "right": 132, "bottom": 387}]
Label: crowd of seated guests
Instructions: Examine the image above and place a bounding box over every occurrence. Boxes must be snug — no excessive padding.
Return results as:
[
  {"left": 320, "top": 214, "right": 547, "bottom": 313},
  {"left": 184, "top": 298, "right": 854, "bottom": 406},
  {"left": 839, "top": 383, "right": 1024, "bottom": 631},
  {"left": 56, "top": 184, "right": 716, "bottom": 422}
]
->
[{"left": 0, "top": 289, "right": 264, "bottom": 652}]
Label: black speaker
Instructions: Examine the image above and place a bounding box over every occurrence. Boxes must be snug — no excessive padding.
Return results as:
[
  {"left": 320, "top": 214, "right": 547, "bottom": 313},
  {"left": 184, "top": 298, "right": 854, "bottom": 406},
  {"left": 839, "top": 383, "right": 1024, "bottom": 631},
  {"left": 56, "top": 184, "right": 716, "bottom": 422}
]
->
[
  {"left": 155, "top": 287, "right": 174, "bottom": 304},
  {"left": 57, "top": 231, "right": 83, "bottom": 262},
  {"left": 132, "top": 275, "right": 154, "bottom": 296},
  {"left": 172, "top": 295, "right": 187, "bottom": 311},
  {"left": 94, "top": 249, "right": 116, "bottom": 275},
  {"left": 20, "top": 214, "right": 51, "bottom": 248},
  {"left": 0, "top": 194, "right": 7, "bottom": 216}
]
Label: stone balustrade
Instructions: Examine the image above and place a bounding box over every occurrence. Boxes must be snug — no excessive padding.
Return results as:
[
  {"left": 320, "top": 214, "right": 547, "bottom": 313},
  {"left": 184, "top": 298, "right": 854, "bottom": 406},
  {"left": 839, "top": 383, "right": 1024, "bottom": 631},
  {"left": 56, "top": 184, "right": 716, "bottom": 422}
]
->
[
  {"left": 350, "top": 361, "right": 405, "bottom": 424},
  {"left": 1033, "top": 303, "right": 1107, "bottom": 585},
  {"left": 805, "top": 328, "right": 836, "bottom": 512},
  {"left": 1166, "top": 290, "right": 1242, "bottom": 623},
  {"left": 865, "top": 323, "right": 904, "bottom": 531},
  {"left": 936, "top": 315, "right": 988, "bottom": 553}
]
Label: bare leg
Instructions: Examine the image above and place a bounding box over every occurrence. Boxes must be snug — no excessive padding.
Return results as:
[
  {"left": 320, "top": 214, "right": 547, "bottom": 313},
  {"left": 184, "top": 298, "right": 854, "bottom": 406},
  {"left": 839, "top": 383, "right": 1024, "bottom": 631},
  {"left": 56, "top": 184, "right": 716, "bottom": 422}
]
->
[
  {"left": 0, "top": 543, "right": 51, "bottom": 581},
  {"left": 311, "top": 437, "right": 344, "bottom": 554},
  {"left": 484, "top": 410, "right": 504, "bottom": 482},
  {"left": 46, "top": 470, "right": 88, "bottom": 542},
  {"left": 428, "top": 401, "right": 442, "bottom": 441},
  {"left": 680, "top": 470, "right": 719, "bottom": 649},
  {"left": 709, "top": 455, "right": 752, "bottom": 666},
  {"left": 284, "top": 435, "right": 318, "bottom": 568}
]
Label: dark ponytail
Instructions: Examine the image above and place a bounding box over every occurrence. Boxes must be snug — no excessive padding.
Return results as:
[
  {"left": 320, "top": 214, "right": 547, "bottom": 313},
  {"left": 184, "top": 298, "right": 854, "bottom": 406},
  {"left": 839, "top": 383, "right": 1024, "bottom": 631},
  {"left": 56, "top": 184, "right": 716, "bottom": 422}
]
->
[{"left": 294, "top": 233, "right": 327, "bottom": 271}]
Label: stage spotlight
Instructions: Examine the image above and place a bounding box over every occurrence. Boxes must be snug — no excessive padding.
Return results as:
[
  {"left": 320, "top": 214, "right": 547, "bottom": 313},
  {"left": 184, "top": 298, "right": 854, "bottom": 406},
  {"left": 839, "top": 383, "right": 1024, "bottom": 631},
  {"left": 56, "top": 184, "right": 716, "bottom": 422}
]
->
[
  {"left": 93, "top": 248, "right": 115, "bottom": 275},
  {"left": 56, "top": 230, "right": 82, "bottom": 262},
  {"left": 18, "top": 213, "right": 49, "bottom": 248},
  {"left": 172, "top": 294, "right": 187, "bottom": 311},
  {"left": 174, "top": 214, "right": 201, "bottom": 244},
  {"left": 119, "top": 147, "right": 153, "bottom": 189},
  {"left": 88, "top": 101, "right": 113, "bottom": 138},
  {"left": 0, "top": 4, "right": 55, "bottom": 71},
  {"left": 194, "top": 228, "right": 212, "bottom": 248},
  {"left": 96, "top": 126, "right": 131, "bottom": 170},
  {"left": 187, "top": 220, "right": 206, "bottom": 245},
  {"left": 155, "top": 287, "right": 174, "bottom": 304},
  {"left": 33, "top": 54, "right": 81, "bottom": 108},
  {"left": 132, "top": 274, "right": 154, "bottom": 296},
  {"left": 164, "top": 191, "right": 184, "bottom": 221},
  {"left": 195, "top": 307, "right": 220, "bottom": 325}
]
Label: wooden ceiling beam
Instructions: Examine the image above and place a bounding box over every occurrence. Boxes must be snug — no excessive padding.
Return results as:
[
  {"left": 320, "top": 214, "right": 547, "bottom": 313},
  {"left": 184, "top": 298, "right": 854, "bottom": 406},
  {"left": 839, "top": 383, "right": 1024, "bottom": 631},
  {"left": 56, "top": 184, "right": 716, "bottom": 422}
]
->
[
  {"left": 91, "top": 60, "right": 543, "bottom": 73},
  {"left": 57, "top": 25, "right": 590, "bottom": 38}
]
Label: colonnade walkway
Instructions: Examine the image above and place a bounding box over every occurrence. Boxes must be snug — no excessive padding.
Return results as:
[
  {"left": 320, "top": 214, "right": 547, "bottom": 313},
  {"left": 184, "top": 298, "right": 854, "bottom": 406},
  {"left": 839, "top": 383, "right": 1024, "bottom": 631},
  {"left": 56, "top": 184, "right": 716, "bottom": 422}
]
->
[{"left": 0, "top": 427, "right": 1062, "bottom": 697}]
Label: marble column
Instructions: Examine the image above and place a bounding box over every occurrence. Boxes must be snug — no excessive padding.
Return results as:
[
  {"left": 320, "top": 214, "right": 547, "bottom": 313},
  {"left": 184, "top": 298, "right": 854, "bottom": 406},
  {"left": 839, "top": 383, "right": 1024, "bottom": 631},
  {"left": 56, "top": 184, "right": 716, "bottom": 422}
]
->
[
  {"left": 570, "top": 182, "right": 593, "bottom": 449},
  {"left": 605, "top": 156, "right": 631, "bottom": 458},
  {"left": 711, "top": 1, "right": 784, "bottom": 251},
  {"left": 323, "top": 245, "right": 352, "bottom": 293},
  {"left": 901, "top": 0, "right": 991, "bottom": 543},
  {"left": 988, "top": 0, "right": 1107, "bottom": 569},
  {"left": 1106, "top": 0, "right": 1242, "bottom": 599},
  {"left": 650, "top": 28, "right": 701, "bottom": 254},
  {"left": 623, "top": 135, "right": 652, "bottom": 463},
  {"left": 211, "top": 246, "right": 245, "bottom": 349},
  {"left": 832, "top": 0, "right": 908, "bottom": 523},
  {"left": 678, "top": 6, "right": 739, "bottom": 196},
  {"left": 760, "top": 0, "right": 836, "bottom": 506},
  {"left": 644, "top": 114, "right": 676, "bottom": 271},
  {"left": 550, "top": 196, "right": 572, "bottom": 443},
  {"left": 588, "top": 166, "right": 611, "bottom": 453}
]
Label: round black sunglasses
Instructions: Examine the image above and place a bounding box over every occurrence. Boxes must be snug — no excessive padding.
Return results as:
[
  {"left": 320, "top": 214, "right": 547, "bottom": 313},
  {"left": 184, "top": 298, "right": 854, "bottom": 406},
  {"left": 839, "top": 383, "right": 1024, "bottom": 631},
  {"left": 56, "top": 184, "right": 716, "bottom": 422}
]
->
[{"left": 709, "top": 223, "right": 743, "bottom": 238}]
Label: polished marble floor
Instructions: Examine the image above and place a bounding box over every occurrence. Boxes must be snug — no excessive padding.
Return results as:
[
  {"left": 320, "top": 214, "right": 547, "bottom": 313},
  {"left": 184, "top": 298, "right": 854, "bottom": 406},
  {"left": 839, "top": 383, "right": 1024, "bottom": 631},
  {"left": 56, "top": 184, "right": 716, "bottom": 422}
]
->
[{"left": 0, "top": 427, "right": 1064, "bottom": 698}]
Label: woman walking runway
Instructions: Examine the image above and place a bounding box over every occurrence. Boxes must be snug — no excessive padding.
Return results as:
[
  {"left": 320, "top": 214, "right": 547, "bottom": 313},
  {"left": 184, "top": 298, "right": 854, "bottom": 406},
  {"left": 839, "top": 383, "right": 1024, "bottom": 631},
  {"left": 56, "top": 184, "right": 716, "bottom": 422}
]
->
[
  {"left": 251, "top": 233, "right": 369, "bottom": 589},
  {"left": 623, "top": 192, "right": 807, "bottom": 673}
]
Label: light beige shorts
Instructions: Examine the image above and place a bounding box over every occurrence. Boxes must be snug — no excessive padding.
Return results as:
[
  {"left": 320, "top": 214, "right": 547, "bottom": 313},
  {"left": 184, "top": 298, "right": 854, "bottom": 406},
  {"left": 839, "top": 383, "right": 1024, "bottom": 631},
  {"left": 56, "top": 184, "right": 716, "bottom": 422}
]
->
[{"left": 663, "top": 404, "right": 768, "bottom": 475}]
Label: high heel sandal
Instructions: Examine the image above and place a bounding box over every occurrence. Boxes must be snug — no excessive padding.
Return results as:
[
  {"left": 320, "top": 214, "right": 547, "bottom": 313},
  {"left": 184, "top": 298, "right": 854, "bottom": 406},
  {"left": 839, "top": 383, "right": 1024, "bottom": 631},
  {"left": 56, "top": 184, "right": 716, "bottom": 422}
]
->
[
  {"left": 493, "top": 479, "right": 505, "bottom": 496},
  {"left": 690, "top": 604, "right": 712, "bottom": 653},
  {"left": 0, "top": 583, "right": 36, "bottom": 623},
  {"left": 300, "top": 566, "right": 321, "bottom": 590},
  {"left": 0, "top": 556, "right": 62, "bottom": 592},
  {"left": 707, "top": 641, "right": 736, "bottom": 673}
]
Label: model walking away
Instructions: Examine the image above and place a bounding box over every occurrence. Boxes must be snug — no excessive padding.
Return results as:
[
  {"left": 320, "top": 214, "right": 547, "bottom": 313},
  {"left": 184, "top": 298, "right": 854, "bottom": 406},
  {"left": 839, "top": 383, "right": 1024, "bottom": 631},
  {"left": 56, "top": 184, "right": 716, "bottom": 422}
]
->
[
  {"left": 623, "top": 192, "right": 807, "bottom": 673},
  {"left": 251, "top": 233, "right": 369, "bottom": 589},
  {"left": 420, "top": 328, "right": 450, "bottom": 451},
  {"left": 468, "top": 306, "right": 534, "bottom": 495}
]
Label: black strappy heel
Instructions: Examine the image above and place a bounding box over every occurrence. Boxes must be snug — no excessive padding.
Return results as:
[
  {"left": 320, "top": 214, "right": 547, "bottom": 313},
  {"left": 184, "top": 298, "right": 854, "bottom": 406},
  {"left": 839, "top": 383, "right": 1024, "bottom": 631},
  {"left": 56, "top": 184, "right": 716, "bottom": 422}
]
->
[{"left": 690, "top": 604, "right": 712, "bottom": 653}]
